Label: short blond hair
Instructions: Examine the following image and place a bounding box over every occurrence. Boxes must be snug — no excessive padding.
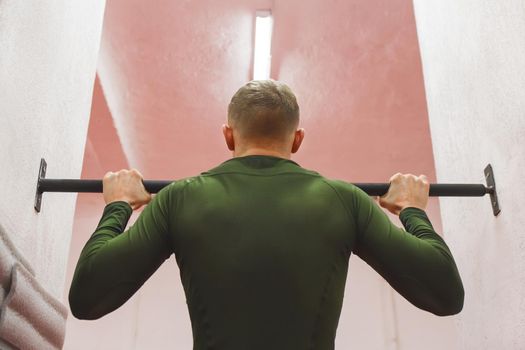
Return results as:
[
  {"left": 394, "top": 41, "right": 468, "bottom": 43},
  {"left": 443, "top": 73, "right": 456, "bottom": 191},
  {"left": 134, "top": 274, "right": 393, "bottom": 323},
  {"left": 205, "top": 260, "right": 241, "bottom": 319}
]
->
[{"left": 228, "top": 80, "right": 300, "bottom": 142}]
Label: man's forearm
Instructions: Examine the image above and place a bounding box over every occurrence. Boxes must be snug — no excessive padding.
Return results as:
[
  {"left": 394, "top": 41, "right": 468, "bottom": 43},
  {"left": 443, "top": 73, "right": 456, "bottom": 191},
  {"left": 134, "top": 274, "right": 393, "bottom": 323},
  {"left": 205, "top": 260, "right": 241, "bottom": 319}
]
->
[
  {"left": 69, "top": 201, "right": 133, "bottom": 319},
  {"left": 398, "top": 207, "right": 464, "bottom": 315}
]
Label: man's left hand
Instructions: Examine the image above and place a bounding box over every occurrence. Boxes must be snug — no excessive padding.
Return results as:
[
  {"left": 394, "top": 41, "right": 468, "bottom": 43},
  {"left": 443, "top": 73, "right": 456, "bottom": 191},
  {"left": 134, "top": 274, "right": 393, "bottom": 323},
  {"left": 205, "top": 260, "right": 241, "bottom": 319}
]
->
[{"left": 103, "top": 169, "right": 152, "bottom": 210}]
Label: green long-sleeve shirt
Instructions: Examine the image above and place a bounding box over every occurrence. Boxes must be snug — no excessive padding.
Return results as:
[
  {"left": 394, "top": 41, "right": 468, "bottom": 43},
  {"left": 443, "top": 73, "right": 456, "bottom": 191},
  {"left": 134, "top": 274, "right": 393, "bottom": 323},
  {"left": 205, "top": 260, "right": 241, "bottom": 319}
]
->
[{"left": 69, "top": 155, "right": 464, "bottom": 350}]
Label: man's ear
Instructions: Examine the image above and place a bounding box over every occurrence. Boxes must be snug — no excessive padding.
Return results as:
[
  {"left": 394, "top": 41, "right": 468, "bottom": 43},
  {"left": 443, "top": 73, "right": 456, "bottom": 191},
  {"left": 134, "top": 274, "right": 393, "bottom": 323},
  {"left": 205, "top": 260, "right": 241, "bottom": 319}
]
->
[
  {"left": 222, "top": 124, "right": 235, "bottom": 151},
  {"left": 291, "top": 128, "right": 305, "bottom": 154}
]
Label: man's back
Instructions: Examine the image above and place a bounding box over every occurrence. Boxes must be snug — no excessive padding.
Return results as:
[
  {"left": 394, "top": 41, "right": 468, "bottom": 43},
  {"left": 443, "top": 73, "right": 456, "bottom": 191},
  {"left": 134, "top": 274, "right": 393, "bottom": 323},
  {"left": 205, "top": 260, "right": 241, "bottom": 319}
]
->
[
  {"left": 69, "top": 155, "right": 464, "bottom": 350},
  {"left": 174, "top": 155, "right": 354, "bottom": 349}
]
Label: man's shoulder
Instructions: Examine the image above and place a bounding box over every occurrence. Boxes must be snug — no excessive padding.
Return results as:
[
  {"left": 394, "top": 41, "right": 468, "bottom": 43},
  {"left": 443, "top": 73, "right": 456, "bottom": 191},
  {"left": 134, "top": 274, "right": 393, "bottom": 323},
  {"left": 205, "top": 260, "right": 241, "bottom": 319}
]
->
[
  {"left": 165, "top": 176, "right": 202, "bottom": 191},
  {"left": 165, "top": 170, "right": 357, "bottom": 192},
  {"left": 319, "top": 177, "right": 357, "bottom": 193}
]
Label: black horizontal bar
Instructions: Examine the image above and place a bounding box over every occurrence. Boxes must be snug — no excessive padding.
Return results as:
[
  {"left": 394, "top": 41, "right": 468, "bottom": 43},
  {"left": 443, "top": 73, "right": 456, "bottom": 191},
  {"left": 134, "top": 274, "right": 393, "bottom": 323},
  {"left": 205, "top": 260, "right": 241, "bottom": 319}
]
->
[{"left": 37, "top": 179, "right": 491, "bottom": 197}]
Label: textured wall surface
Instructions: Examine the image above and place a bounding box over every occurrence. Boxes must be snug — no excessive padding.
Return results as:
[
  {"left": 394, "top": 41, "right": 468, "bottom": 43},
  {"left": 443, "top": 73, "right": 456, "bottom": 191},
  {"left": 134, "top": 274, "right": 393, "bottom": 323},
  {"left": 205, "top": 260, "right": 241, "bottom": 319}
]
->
[
  {"left": 0, "top": 0, "right": 106, "bottom": 299},
  {"left": 413, "top": 1, "right": 525, "bottom": 348}
]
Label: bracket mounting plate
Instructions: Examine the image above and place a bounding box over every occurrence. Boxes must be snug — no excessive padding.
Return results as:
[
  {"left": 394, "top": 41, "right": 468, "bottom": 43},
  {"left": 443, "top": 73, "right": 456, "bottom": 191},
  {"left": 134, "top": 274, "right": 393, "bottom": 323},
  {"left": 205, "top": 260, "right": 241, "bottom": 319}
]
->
[
  {"left": 484, "top": 163, "right": 500, "bottom": 216},
  {"left": 34, "top": 158, "right": 47, "bottom": 213}
]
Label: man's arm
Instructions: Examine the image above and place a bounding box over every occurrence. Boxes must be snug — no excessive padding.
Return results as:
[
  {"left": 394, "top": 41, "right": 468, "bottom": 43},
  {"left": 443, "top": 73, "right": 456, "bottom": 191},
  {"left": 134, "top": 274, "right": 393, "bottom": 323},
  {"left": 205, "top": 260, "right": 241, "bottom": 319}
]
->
[
  {"left": 69, "top": 170, "right": 174, "bottom": 320},
  {"left": 342, "top": 174, "right": 464, "bottom": 316}
]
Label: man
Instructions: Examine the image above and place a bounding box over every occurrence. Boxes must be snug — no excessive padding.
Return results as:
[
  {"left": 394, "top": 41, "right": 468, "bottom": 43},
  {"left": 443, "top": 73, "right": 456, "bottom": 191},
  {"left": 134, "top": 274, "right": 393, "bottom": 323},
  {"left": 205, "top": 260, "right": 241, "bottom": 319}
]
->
[{"left": 69, "top": 80, "right": 464, "bottom": 349}]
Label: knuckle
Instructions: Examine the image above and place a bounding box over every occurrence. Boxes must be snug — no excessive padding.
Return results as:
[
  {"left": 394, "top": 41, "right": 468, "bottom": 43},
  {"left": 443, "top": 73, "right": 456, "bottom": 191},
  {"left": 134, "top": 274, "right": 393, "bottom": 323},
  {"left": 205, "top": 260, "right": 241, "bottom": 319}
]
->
[
  {"left": 408, "top": 174, "right": 418, "bottom": 182},
  {"left": 103, "top": 171, "right": 115, "bottom": 180},
  {"left": 419, "top": 176, "right": 428, "bottom": 183},
  {"left": 390, "top": 173, "right": 403, "bottom": 181}
]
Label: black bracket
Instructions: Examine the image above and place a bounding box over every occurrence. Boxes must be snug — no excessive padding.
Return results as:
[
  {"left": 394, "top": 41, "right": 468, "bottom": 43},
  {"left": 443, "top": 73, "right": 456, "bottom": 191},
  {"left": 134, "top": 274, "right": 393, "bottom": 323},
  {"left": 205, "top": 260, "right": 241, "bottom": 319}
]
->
[
  {"left": 34, "top": 158, "right": 47, "bottom": 213},
  {"left": 484, "top": 163, "right": 501, "bottom": 216}
]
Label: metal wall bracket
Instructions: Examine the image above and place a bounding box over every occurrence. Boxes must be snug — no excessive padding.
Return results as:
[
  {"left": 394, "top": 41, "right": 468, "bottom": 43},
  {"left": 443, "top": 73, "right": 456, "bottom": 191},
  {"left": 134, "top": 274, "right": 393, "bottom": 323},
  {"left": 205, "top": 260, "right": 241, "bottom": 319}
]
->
[
  {"left": 484, "top": 164, "right": 501, "bottom": 216},
  {"left": 34, "top": 158, "right": 47, "bottom": 213}
]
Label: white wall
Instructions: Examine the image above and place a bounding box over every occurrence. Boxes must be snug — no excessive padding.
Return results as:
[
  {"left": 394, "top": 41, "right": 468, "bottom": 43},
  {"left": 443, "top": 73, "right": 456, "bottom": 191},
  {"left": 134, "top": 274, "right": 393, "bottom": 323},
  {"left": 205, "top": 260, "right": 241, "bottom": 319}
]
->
[
  {"left": 413, "top": 1, "right": 525, "bottom": 348},
  {"left": 0, "top": 0, "right": 106, "bottom": 299}
]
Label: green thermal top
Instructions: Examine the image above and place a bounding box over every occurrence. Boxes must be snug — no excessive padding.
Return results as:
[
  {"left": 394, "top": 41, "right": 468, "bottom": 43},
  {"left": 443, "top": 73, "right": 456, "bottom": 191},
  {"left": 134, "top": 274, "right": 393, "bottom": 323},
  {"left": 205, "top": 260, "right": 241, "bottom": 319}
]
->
[{"left": 69, "top": 155, "right": 464, "bottom": 350}]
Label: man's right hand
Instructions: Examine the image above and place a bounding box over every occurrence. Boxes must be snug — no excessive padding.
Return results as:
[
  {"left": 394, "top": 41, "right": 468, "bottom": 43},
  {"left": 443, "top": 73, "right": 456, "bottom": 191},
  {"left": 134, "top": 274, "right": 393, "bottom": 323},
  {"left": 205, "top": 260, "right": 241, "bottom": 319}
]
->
[
  {"left": 377, "top": 173, "right": 430, "bottom": 215},
  {"left": 103, "top": 169, "right": 152, "bottom": 210}
]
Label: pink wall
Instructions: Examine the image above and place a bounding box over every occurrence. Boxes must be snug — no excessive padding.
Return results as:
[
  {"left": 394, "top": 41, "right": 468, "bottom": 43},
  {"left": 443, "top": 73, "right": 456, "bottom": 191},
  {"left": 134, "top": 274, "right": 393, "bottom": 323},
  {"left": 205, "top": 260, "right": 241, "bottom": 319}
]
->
[
  {"left": 65, "top": 1, "right": 459, "bottom": 349},
  {"left": 0, "top": 1, "right": 105, "bottom": 347},
  {"left": 0, "top": 0, "right": 105, "bottom": 299},
  {"left": 96, "top": 0, "right": 274, "bottom": 178},
  {"left": 413, "top": 1, "right": 525, "bottom": 348}
]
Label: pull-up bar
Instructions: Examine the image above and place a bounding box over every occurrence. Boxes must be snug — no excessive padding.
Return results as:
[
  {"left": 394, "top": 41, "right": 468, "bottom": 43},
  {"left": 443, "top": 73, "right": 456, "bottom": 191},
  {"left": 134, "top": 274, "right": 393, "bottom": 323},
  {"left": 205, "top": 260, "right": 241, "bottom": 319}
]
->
[{"left": 34, "top": 159, "right": 501, "bottom": 216}]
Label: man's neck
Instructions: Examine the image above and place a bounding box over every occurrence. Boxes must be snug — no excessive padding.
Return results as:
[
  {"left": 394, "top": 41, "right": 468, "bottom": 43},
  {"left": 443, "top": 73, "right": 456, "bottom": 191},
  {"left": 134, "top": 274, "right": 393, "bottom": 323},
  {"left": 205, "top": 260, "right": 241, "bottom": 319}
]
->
[{"left": 234, "top": 148, "right": 291, "bottom": 159}]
